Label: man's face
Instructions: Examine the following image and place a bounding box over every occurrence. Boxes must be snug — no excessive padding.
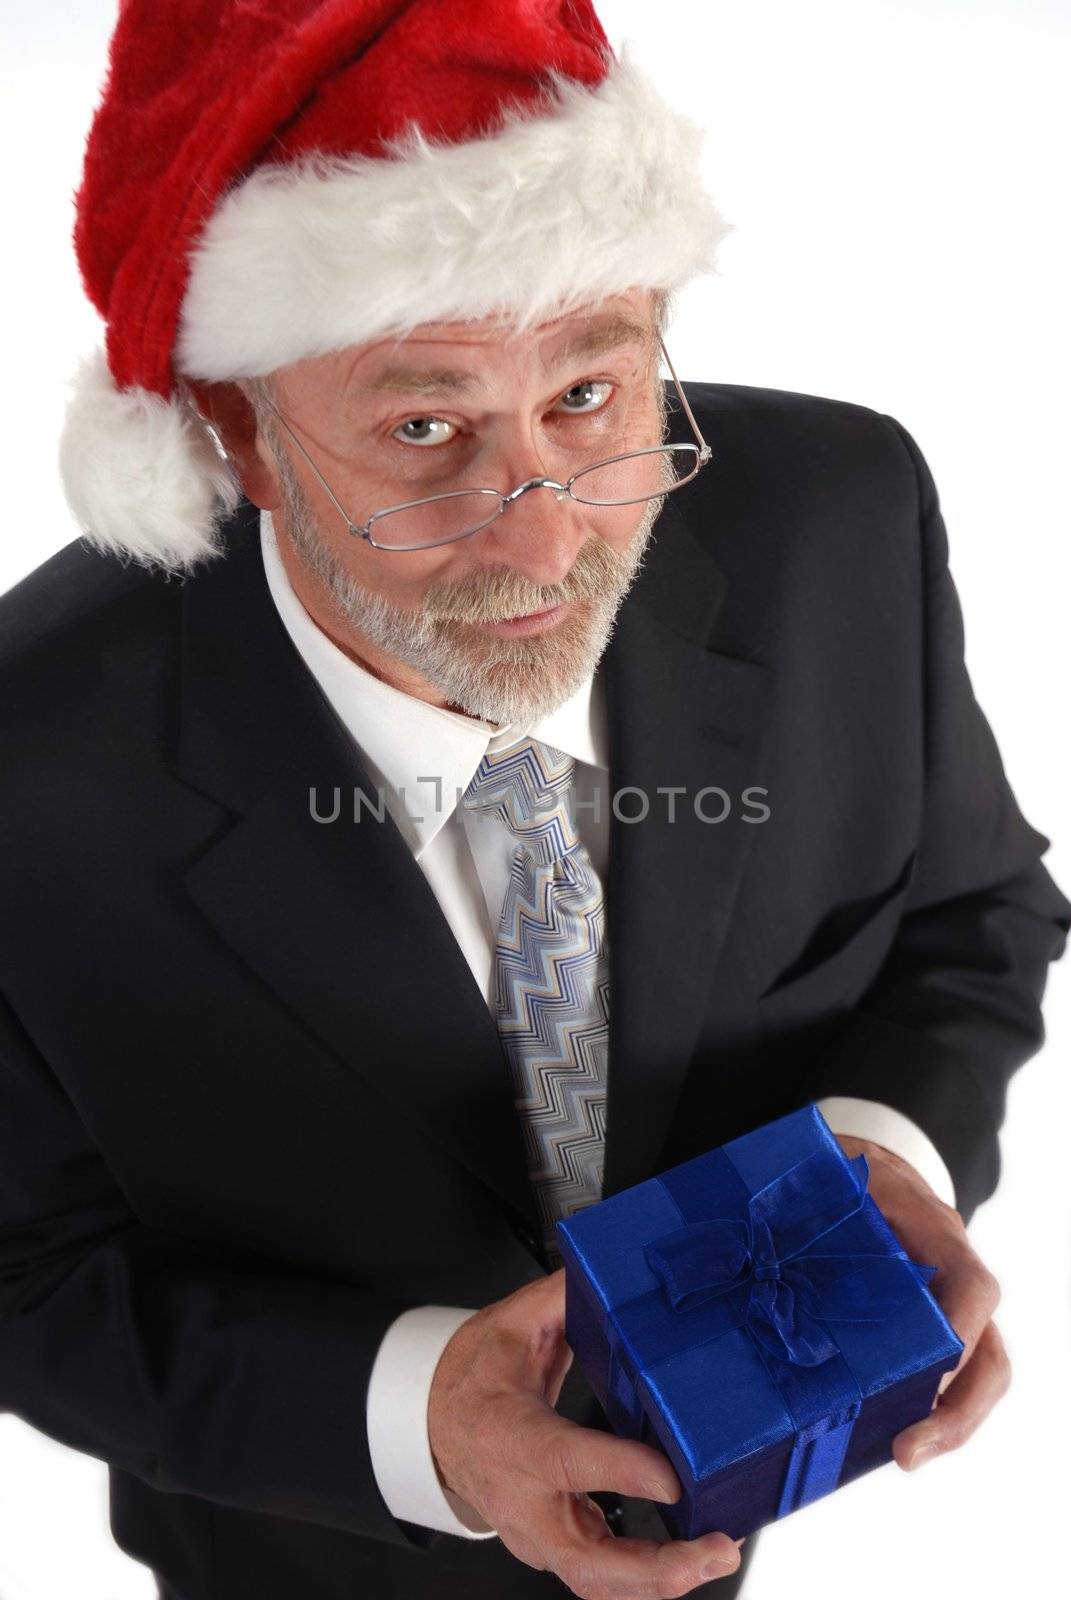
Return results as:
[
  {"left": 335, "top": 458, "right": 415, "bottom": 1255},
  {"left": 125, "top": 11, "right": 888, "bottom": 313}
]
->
[{"left": 248, "top": 287, "right": 673, "bottom": 727}]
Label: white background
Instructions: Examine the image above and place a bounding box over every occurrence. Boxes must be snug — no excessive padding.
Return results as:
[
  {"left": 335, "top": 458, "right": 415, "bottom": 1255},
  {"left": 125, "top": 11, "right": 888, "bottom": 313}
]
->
[{"left": 1, "top": 2, "right": 1068, "bottom": 1596}]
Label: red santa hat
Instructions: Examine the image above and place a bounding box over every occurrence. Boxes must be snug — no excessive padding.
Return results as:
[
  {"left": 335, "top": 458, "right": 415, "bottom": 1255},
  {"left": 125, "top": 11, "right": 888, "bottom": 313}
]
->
[{"left": 59, "top": 0, "right": 733, "bottom": 575}]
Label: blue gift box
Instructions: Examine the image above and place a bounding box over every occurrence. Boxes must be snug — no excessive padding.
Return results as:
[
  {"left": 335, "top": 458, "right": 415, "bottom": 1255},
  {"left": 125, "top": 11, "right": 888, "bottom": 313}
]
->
[{"left": 555, "top": 1102, "right": 963, "bottom": 1541}]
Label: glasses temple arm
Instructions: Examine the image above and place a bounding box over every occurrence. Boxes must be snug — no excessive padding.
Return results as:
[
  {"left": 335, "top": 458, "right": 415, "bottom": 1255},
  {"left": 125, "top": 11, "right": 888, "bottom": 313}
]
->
[
  {"left": 259, "top": 395, "right": 364, "bottom": 531},
  {"left": 659, "top": 336, "right": 711, "bottom": 460}
]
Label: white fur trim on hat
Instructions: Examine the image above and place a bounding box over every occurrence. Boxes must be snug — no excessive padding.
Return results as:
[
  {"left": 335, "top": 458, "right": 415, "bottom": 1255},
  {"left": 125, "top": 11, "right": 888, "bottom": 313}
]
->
[
  {"left": 58, "top": 347, "right": 242, "bottom": 575},
  {"left": 60, "top": 48, "right": 732, "bottom": 577},
  {"left": 175, "top": 48, "right": 734, "bottom": 379}
]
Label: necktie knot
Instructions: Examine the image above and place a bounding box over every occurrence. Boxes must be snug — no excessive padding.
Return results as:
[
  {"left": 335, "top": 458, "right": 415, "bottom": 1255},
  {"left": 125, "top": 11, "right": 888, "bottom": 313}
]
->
[{"left": 462, "top": 736, "right": 579, "bottom": 866}]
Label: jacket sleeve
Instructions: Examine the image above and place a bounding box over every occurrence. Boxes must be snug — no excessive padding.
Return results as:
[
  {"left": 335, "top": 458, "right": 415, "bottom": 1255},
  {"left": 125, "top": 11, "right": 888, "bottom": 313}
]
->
[
  {"left": 794, "top": 413, "right": 1071, "bottom": 1227},
  {"left": 0, "top": 986, "right": 444, "bottom": 1548}
]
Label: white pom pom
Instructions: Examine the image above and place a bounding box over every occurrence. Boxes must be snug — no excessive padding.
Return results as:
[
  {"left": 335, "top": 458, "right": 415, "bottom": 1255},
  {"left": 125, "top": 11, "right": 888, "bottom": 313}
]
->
[{"left": 58, "top": 347, "right": 243, "bottom": 576}]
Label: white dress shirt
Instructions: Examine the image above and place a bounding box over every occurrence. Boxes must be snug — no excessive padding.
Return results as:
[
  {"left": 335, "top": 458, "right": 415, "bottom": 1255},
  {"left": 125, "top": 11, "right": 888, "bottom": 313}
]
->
[{"left": 258, "top": 509, "right": 957, "bottom": 1540}]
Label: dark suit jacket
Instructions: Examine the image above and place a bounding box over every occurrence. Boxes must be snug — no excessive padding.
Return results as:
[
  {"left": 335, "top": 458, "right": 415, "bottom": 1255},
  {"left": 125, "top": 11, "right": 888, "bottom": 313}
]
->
[{"left": 1, "top": 380, "right": 1067, "bottom": 1600}]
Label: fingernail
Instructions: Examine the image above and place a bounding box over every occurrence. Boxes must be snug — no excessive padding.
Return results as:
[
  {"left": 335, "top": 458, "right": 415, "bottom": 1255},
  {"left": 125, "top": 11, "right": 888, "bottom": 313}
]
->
[
  {"left": 701, "top": 1551, "right": 738, "bottom": 1579},
  {"left": 574, "top": 1497, "right": 608, "bottom": 1536},
  {"left": 644, "top": 1479, "right": 678, "bottom": 1503},
  {"left": 907, "top": 1443, "right": 938, "bottom": 1471},
  {"left": 938, "top": 1370, "right": 955, "bottom": 1396}
]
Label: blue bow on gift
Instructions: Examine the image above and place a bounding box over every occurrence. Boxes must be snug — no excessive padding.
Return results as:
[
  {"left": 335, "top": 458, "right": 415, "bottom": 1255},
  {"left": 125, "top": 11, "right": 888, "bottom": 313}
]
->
[{"left": 643, "top": 1151, "right": 938, "bottom": 1368}]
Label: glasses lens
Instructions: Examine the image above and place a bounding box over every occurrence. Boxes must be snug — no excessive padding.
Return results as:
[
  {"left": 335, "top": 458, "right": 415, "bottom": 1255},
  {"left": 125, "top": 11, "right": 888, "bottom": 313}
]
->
[
  {"left": 368, "top": 491, "right": 503, "bottom": 550},
  {"left": 569, "top": 446, "right": 699, "bottom": 506}
]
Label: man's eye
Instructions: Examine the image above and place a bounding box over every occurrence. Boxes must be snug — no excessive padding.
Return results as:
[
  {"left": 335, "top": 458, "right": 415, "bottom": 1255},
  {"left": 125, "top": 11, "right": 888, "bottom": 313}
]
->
[
  {"left": 557, "top": 379, "right": 614, "bottom": 414},
  {"left": 392, "top": 416, "right": 456, "bottom": 447},
  {"left": 390, "top": 380, "right": 615, "bottom": 448}
]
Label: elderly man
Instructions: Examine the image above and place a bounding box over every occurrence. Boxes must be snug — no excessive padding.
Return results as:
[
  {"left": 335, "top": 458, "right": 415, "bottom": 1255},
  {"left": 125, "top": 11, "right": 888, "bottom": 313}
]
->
[{"left": 2, "top": 4, "right": 1068, "bottom": 1600}]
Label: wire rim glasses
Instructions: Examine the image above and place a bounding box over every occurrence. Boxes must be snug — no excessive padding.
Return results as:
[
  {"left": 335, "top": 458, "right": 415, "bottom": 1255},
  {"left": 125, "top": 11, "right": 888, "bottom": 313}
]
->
[{"left": 258, "top": 333, "right": 713, "bottom": 552}]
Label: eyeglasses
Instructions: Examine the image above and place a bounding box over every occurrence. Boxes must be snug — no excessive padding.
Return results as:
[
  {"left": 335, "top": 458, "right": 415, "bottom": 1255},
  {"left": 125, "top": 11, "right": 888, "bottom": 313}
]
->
[{"left": 258, "top": 334, "right": 712, "bottom": 552}]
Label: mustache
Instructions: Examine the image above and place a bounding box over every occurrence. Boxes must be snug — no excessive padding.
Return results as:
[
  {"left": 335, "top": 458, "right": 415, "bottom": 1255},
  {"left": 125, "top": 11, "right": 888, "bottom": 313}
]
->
[{"left": 421, "top": 537, "right": 634, "bottom": 624}]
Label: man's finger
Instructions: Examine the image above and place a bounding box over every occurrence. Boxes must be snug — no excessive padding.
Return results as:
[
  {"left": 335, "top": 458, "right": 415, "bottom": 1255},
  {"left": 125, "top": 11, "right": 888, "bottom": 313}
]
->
[
  {"left": 568, "top": 1492, "right": 618, "bottom": 1544},
  {"left": 545, "top": 1339, "right": 575, "bottom": 1407},
  {"left": 556, "top": 1516, "right": 741, "bottom": 1600},
  {"left": 927, "top": 1257, "right": 1001, "bottom": 1373},
  {"left": 896, "top": 1319, "right": 1012, "bottom": 1470},
  {"left": 538, "top": 1415, "right": 682, "bottom": 1503}
]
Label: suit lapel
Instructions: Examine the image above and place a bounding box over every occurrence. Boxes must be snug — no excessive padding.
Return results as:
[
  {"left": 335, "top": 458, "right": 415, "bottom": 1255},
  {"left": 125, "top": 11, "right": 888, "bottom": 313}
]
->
[
  {"left": 172, "top": 477, "right": 777, "bottom": 1234},
  {"left": 174, "top": 502, "right": 541, "bottom": 1234},
  {"left": 601, "top": 491, "right": 778, "bottom": 1197}
]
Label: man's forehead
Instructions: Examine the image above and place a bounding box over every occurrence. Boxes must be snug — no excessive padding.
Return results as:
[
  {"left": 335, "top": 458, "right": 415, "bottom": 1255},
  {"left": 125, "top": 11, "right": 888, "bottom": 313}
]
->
[{"left": 339, "top": 300, "right": 658, "bottom": 400}]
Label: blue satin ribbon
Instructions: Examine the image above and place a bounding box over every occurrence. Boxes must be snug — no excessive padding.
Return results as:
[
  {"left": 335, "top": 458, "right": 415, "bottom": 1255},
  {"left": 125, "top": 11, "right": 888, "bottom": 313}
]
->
[
  {"left": 601, "top": 1148, "right": 939, "bottom": 1521},
  {"left": 645, "top": 1150, "right": 937, "bottom": 1367}
]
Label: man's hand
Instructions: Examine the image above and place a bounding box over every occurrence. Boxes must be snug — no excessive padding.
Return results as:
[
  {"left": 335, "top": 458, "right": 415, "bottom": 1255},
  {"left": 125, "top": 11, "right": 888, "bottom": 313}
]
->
[
  {"left": 834, "top": 1133, "right": 1012, "bottom": 1472},
  {"left": 427, "top": 1269, "right": 745, "bottom": 1599}
]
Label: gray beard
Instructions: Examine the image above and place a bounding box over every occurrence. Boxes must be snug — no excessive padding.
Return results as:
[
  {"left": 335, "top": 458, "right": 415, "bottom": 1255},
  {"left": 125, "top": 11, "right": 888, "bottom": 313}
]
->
[{"left": 269, "top": 442, "right": 671, "bottom": 729}]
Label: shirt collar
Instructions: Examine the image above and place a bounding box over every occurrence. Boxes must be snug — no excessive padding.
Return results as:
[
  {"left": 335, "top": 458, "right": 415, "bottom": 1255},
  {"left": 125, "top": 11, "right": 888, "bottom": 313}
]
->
[{"left": 259, "top": 510, "right": 608, "bottom": 857}]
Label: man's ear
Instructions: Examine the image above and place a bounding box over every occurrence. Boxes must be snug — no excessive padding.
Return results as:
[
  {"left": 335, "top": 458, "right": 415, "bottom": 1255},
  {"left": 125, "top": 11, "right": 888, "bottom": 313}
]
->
[{"left": 181, "top": 377, "right": 281, "bottom": 511}]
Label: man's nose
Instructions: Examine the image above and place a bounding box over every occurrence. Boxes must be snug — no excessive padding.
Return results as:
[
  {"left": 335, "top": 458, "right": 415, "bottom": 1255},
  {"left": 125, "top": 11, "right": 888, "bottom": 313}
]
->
[{"left": 478, "top": 468, "right": 589, "bottom": 589}]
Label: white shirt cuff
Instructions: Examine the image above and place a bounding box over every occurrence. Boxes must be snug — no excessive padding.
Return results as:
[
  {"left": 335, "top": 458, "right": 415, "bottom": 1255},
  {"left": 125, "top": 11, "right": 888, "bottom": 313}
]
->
[
  {"left": 815, "top": 1095, "right": 957, "bottom": 1209},
  {"left": 366, "top": 1303, "right": 498, "bottom": 1539}
]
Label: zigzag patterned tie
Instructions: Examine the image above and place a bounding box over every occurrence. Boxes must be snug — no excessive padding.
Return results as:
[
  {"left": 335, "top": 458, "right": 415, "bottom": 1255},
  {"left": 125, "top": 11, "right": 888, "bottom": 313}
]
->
[{"left": 462, "top": 736, "right": 609, "bottom": 1270}]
